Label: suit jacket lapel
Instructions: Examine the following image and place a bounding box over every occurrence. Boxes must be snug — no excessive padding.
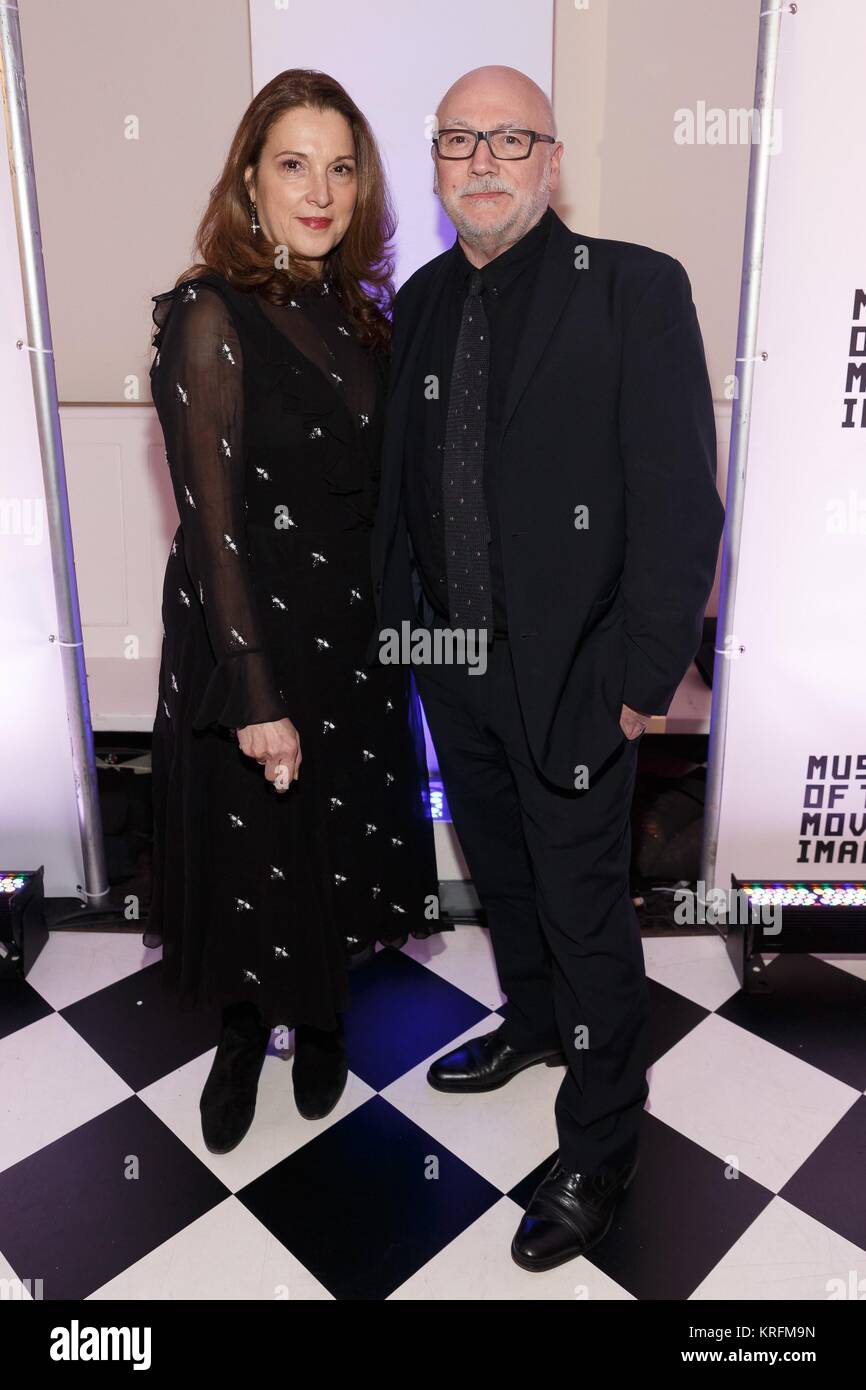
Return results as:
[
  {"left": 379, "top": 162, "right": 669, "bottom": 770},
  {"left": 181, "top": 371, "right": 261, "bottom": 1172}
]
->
[
  {"left": 378, "top": 211, "right": 585, "bottom": 564},
  {"left": 388, "top": 251, "right": 454, "bottom": 412},
  {"left": 378, "top": 250, "right": 454, "bottom": 532},
  {"left": 498, "top": 209, "right": 585, "bottom": 440}
]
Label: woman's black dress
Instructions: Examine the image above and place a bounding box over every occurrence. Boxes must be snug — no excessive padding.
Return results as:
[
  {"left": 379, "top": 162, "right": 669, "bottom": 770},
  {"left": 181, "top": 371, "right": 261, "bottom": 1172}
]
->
[{"left": 145, "top": 270, "right": 444, "bottom": 1031}]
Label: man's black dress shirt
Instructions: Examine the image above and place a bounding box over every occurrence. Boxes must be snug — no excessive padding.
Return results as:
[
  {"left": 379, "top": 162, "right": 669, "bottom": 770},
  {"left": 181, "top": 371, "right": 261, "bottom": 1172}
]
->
[{"left": 402, "top": 206, "right": 554, "bottom": 637}]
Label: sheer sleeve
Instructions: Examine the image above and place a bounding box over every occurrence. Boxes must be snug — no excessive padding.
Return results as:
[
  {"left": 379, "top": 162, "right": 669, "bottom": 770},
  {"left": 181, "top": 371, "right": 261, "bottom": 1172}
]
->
[{"left": 151, "top": 282, "right": 290, "bottom": 732}]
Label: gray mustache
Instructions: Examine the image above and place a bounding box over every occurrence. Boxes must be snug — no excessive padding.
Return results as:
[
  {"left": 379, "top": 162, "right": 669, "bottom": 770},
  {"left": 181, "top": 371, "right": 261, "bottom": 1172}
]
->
[{"left": 460, "top": 183, "right": 512, "bottom": 196}]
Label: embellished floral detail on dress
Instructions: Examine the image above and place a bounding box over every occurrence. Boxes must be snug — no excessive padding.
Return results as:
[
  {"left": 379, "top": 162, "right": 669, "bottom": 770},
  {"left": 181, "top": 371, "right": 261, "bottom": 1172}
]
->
[{"left": 147, "top": 268, "right": 443, "bottom": 1027}]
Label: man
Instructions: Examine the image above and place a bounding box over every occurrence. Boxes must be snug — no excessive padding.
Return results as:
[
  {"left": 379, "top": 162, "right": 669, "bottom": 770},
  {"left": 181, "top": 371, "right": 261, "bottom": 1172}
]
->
[{"left": 369, "top": 65, "right": 725, "bottom": 1271}]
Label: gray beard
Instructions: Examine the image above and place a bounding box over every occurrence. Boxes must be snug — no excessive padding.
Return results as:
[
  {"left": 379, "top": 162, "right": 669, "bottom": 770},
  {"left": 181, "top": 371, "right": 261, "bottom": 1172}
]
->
[{"left": 434, "top": 176, "right": 551, "bottom": 250}]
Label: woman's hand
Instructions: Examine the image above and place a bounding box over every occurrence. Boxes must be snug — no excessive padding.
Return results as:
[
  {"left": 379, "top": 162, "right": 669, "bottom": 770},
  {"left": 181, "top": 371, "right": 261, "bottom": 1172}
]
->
[{"left": 235, "top": 717, "right": 302, "bottom": 791}]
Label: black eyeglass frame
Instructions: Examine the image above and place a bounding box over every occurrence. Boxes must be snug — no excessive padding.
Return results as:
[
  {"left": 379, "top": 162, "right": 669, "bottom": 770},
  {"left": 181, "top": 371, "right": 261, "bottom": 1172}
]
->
[{"left": 432, "top": 128, "right": 557, "bottom": 160}]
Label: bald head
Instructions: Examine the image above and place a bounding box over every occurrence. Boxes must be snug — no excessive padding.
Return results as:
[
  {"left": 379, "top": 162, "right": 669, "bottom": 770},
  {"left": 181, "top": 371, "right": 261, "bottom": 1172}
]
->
[
  {"left": 436, "top": 65, "right": 556, "bottom": 140},
  {"left": 432, "top": 65, "right": 562, "bottom": 263}
]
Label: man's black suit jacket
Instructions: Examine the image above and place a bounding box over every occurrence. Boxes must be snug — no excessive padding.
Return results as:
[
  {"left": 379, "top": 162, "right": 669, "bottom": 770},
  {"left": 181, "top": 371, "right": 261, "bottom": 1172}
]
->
[{"left": 368, "top": 207, "right": 725, "bottom": 788}]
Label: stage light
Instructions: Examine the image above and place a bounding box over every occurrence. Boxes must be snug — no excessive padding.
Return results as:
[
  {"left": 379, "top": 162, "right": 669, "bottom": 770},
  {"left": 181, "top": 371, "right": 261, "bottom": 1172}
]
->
[
  {"left": 728, "top": 876, "right": 866, "bottom": 990},
  {"left": 738, "top": 881, "right": 866, "bottom": 909},
  {"left": 0, "top": 866, "right": 48, "bottom": 980}
]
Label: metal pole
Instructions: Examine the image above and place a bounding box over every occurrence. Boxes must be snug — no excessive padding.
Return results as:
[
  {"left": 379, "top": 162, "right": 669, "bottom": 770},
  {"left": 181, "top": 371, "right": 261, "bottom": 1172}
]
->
[
  {"left": 0, "top": 1, "right": 108, "bottom": 906},
  {"left": 699, "top": 1, "right": 791, "bottom": 903}
]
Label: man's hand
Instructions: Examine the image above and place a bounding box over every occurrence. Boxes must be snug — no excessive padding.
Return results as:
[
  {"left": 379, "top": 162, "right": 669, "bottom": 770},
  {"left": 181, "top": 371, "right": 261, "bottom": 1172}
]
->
[{"left": 619, "top": 703, "right": 651, "bottom": 741}]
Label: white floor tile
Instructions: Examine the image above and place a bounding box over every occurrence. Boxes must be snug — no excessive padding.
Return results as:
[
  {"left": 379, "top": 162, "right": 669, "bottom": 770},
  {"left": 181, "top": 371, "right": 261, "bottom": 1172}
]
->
[
  {"left": 26, "top": 930, "right": 158, "bottom": 1011},
  {"left": 89, "top": 1196, "right": 333, "bottom": 1300},
  {"left": 138, "top": 1035, "right": 376, "bottom": 1190},
  {"left": 643, "top": 932, "right": 741, "bottom": 1011},
  {"left": 0, "top": 1013, "right": 131, "bottom": 1174},
  {"left": 647, "top": 1013, "right": 859, "bottom": 1192},
  {"left": 400, "top": 923, "right": 506, "bottom": 1010},
  {"left": 381, "top": 1014, "right": 562, "bottom": 1192},
  {"left": 389, "top": 1195, "right": 635, "bottom": 1301},
  {"left": 691, "top": 1195, "right": 866, "bottom": 1301}
]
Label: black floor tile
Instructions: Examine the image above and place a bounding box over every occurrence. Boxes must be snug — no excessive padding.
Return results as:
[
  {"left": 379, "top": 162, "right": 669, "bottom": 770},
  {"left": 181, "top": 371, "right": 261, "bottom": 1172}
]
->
[
  {"left": 779, "top": 1095, "right": 866, "bottom": 1249},
  {"left": 237, "top": 1095, "right": 501, "bottom": 1299},
  {"left": 345, "top": 947, "right": 491, "bottom": 1091},
  {"left": 0, "top": 976, "right": 55, "bottom": 1041},
  {"left": 716, "top": 954, "right": 866, "bottom": 1090},
  {"left": 0, "top": 1096, "right": 230, "bottom": 1299},
  {"left": 646, "top": 975, "right": 710, "bottom": 1065},
  {"left": 508, "top": 1112, "right": 773, "bottom": 1299},
  {"left": 60, "top": 961, "right": 220, "bottom": 1091}
]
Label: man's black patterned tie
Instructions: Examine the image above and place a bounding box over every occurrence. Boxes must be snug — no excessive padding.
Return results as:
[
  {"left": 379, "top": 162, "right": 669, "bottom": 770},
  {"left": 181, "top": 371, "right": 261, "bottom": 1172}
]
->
[{"left": 442, "top": 268, "right": 493, "bottom": 634}]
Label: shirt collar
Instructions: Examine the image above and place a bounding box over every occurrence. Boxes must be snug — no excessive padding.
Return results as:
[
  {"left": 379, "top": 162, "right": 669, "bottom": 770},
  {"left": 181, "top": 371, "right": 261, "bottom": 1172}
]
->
[{"left": 452, "top": 205, "right": 553, "bottom": 296}]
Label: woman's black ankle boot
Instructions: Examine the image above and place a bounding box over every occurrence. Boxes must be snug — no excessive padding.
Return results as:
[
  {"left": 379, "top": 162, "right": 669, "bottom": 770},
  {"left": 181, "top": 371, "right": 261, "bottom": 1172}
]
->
[
  {"left": 292, "top": 1016, "right": 347, "bottom": 1120},
  {"left": 200, "top": 1001, "right": 271, "bottom": 1153}
]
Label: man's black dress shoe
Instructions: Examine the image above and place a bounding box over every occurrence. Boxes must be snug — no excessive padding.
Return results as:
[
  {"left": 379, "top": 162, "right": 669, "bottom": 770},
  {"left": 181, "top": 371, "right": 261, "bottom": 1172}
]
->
[
  {"left": 427, "top": 1026, "right": 566, "bottom": 1092},
  {"left": 292, "top": 1019, "right": 348, "bottom": 1119},
  {"left": 511, "top": 1151, "right": 639, "bottom": 1271},
  {"left": 200, "top": 1006, "right": 271, "bottom": 1154}
]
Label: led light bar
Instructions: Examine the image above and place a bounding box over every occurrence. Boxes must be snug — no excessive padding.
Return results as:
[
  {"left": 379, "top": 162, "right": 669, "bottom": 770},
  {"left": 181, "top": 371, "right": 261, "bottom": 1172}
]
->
[
  {"left": 730, "top": 876, "right": 866, "bottom": 955},
  {"left": 739, "top": 882, "right": 866, "bottom": 909}
]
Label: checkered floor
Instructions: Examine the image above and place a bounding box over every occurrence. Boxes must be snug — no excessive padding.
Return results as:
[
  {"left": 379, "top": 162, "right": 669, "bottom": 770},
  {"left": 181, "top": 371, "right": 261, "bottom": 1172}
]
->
[{"left": 1, "top": 923, "right": 865, "bottom": 1301}]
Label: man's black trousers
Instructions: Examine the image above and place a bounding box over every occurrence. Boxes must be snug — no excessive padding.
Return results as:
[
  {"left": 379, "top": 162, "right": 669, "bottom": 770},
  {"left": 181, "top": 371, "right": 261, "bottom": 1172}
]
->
[{"left": 414, "top": 634, "right": 649, "bottom": 1173}]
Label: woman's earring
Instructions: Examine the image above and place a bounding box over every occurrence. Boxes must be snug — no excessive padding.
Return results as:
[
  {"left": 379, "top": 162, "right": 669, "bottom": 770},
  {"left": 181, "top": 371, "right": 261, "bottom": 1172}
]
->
[{"left": 249, "top": 200, "right": 260, "bottom": 234}]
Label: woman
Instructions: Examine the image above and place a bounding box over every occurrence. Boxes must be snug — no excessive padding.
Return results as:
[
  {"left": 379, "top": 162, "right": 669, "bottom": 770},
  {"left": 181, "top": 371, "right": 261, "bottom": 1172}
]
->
[{"left": 144, "top": 70, "right": 443, "bottom": 1153}]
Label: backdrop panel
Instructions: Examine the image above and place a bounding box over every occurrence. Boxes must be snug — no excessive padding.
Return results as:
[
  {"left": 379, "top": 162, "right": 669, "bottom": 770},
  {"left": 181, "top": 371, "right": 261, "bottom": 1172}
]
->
[
  {"left": 715, "top": 0, "right": 866, "bottom": 890},
  {"left": 248, "top": 0, "right": 554, "bottom": 285},
  {"left": 0, "top": 111, "right": 84, "bottom": 897}
]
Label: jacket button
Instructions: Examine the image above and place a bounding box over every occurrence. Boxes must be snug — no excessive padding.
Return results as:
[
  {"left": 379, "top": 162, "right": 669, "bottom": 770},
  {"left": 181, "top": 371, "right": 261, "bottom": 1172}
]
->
[{"left": 375, "top": 581, "right": 382, "bottom": 593}]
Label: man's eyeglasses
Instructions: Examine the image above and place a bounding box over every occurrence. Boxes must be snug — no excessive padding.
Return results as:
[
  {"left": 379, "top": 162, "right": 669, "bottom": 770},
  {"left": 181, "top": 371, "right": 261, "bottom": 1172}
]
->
[{"left": 432, "top": 128, "right": 556, "bottom": 161}]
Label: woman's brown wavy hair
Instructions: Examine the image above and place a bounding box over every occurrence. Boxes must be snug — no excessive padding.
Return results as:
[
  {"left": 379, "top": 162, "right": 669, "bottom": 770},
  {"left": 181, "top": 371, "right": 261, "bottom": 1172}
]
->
[{"left": 174, "top": 69, "right": 396, "bottom": 351}]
